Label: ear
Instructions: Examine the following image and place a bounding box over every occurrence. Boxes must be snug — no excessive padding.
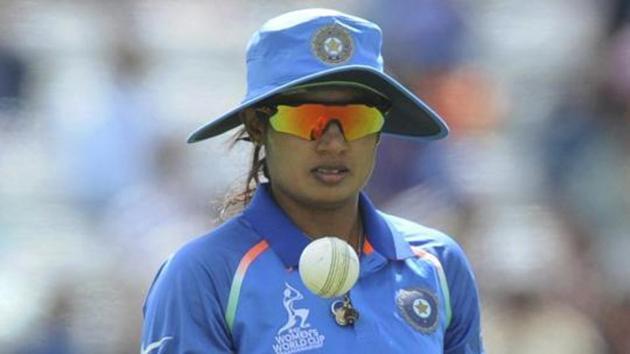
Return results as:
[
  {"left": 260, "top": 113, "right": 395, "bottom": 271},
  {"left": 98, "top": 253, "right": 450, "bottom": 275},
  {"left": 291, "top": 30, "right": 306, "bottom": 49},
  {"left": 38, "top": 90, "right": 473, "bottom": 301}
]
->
[{"left": 241, "top": 108, "right": 267, "bottom": 144}]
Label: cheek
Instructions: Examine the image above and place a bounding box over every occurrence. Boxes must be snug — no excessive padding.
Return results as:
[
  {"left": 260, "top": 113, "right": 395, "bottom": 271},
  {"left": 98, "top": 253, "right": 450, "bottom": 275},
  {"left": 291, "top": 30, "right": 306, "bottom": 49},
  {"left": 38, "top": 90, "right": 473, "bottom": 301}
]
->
[
  {"left": 364, "top": 149, "right": 378, "bottom": 174},
  {"left": 356, "top": 137, "right": 379, "bottom": 164},
  {"left": 354, "top": 140, "right": 379, "bottom": 181},
  {"left": 264, "top": 135, "right": 307, "bottom": 180}
]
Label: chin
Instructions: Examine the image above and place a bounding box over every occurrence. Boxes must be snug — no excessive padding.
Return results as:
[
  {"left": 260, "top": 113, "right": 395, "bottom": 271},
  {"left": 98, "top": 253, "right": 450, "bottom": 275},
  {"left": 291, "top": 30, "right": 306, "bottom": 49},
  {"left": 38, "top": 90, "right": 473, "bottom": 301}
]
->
[
  {"left": 270, "top": 176, "right": 364, "bottom": 210},
  {"left": 303, "top": 186, "right": 359, "bottom": 209}
]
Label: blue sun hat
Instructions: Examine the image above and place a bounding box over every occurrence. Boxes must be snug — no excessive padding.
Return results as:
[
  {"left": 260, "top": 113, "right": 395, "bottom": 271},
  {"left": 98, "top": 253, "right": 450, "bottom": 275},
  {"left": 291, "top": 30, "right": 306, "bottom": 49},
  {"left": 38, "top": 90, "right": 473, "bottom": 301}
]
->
[{"left": 187, "top": 8, "right": 448, "bottom": 143}]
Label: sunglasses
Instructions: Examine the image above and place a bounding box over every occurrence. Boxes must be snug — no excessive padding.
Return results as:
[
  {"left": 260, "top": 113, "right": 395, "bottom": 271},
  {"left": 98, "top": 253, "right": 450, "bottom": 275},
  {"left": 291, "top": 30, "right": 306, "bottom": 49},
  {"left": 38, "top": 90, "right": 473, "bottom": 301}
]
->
[{"left": 267, "top": 104, "right": 385, "bottom": 141}]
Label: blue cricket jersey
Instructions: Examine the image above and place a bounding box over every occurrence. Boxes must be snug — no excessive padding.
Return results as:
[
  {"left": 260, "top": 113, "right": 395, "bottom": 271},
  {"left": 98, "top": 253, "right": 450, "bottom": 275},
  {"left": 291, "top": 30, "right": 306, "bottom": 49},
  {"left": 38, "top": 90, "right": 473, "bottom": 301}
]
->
[{"left": 141, "top": 184, "right": 484, "bottom": 353}]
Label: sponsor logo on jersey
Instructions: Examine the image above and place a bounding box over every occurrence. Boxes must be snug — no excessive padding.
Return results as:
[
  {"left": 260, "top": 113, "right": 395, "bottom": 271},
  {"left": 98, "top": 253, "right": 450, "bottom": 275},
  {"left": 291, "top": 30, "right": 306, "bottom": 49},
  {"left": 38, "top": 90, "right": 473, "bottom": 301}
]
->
[
  {"left": 396, "top": 287, "right": 439, "bottom": 334},
  {"left": 273, "top": 283, "right": 325, "bottom": 354},
  {"left": 312, "top": 24, "right": 353, "bottom": 65}
]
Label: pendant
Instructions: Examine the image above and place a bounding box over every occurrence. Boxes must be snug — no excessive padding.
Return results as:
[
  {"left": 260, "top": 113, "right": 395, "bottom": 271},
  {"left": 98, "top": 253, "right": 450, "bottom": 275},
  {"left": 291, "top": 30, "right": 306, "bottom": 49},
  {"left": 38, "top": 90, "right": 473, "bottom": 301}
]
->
[{"left": 331, "top": 294, "right": 360, "bottom": 326}]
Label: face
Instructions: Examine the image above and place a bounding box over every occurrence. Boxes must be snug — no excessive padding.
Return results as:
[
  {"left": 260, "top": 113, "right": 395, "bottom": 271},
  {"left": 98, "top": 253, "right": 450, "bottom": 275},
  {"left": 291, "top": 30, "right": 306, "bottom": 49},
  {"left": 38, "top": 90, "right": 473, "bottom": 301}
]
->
[{"left": 251, "top": 86, "right": 382, "bottom": 210}]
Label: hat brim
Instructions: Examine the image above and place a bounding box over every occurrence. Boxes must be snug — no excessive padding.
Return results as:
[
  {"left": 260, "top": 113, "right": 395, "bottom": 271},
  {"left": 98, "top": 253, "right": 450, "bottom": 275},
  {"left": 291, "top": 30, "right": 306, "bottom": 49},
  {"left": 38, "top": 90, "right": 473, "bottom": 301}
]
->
[{"left": 187, "top": 65, "right": 448, "bottom": 143}]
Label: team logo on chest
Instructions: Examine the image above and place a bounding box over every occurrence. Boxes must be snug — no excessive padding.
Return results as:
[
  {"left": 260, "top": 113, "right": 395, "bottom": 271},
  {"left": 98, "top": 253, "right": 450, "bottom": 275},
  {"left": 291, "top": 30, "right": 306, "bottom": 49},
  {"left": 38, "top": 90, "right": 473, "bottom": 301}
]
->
[
  {"left": 396, "top": 287, "right": 439, "bottom": 334},
  {"left": 273, "top": 283, "right": 325, "bottom": 354}
]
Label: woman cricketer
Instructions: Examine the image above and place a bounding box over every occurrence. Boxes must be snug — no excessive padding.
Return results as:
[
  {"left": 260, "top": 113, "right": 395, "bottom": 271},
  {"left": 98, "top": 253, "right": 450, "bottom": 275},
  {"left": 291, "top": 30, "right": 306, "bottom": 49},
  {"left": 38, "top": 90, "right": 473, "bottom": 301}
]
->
[{"left": 141, "top": 8, "right": 485, "bottom": 354}]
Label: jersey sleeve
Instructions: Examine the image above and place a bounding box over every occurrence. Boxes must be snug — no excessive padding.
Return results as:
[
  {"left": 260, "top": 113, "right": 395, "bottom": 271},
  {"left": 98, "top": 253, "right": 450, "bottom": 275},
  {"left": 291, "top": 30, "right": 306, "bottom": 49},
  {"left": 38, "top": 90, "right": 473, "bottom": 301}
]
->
[
  {"left": 141, "top": 249, "right": 234, "bottom": 354},
  {"left": 439, "top": 238, "right": 485, "bottom": 354}
]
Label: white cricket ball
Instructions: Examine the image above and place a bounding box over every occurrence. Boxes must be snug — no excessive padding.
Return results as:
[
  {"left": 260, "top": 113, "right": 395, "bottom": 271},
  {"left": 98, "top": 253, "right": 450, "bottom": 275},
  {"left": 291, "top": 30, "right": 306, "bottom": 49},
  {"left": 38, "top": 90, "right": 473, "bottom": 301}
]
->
[{"left": 298, "top": 236, "right": 360, "bottom": 298}]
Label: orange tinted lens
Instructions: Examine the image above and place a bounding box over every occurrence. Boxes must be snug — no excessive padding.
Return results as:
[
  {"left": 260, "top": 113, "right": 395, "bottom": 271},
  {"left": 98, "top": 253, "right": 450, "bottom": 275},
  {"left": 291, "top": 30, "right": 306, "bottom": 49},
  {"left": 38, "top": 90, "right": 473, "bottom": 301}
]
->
[{"left": 269, "top": 104, "right": 384, "bottom": 141}]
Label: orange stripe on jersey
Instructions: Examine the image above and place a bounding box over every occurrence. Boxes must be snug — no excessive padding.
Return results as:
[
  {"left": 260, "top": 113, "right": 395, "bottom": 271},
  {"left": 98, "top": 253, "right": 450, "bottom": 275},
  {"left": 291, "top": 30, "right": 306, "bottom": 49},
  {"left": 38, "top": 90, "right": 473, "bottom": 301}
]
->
[
  {"left": 362, "top": 238, "right": 374, "bottom": 255},
  {"left": 226, "top": 240, "right": 270, "bottom": 332}
]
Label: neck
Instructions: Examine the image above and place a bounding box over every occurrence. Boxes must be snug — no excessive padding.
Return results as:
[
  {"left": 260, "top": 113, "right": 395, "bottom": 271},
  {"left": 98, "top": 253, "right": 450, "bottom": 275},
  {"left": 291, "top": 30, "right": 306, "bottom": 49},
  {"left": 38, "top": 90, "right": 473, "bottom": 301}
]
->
[{"left": 270, "top": 187, "right": 363, "bottom": 252}]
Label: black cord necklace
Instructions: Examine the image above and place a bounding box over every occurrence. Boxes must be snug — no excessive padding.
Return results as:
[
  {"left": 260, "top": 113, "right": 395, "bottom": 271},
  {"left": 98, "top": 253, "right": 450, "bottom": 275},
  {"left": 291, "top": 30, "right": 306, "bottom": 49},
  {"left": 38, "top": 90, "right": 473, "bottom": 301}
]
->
[{"left": 330, "top": 218, "right": 362, "bottom": 327}]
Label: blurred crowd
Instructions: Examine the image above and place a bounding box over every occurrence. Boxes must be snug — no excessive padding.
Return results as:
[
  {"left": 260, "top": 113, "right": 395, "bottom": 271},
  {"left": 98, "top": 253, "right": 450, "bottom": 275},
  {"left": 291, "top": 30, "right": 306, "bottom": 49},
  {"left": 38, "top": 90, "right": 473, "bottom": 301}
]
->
[{"left": 0, "top": 0, "right": 628, "bottom": 353}]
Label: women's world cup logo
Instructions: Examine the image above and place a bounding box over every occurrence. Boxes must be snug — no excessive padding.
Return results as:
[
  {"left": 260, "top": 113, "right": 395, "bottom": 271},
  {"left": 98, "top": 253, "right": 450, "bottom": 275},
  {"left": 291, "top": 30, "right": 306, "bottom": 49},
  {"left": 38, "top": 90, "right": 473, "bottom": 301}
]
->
[
  {"left": 312, "top": 24, "right": 354, "bottom": 65},
  {"left": 273, "top": 283, "right": 325, "bottom": 354}
]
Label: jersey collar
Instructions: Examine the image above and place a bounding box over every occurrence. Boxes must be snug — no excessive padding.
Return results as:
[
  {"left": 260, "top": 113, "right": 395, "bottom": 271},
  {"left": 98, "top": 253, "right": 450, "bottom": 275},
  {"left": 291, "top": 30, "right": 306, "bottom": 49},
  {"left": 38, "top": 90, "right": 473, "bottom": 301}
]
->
[{"left": 241, "top": 183, "right": 413, "bottom": 268}]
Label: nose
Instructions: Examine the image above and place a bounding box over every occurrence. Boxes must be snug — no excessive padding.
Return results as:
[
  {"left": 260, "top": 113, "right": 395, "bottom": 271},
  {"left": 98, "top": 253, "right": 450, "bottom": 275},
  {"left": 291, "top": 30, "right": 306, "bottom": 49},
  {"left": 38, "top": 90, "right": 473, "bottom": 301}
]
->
[{"left": 315, "top": 121, "right": 347, "bottom": 153}]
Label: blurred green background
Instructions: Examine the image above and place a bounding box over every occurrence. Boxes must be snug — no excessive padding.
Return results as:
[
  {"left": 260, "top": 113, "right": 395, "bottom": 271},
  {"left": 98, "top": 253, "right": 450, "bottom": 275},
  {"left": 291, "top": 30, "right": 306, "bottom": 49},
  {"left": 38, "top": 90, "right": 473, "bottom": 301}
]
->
[{"left": 1, "top": 0, "right": 629, "bottom": 353}]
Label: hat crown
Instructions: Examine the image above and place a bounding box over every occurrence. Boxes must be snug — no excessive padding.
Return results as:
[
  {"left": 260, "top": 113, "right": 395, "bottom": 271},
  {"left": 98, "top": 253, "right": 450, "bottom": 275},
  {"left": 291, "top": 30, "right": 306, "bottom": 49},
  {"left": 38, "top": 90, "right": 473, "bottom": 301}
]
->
[
  {"left": 187, "top": 8, "right": 448, "bottom": 143},
  {"left": 244, "top": 8, "right": 384, "bottom": 102}
]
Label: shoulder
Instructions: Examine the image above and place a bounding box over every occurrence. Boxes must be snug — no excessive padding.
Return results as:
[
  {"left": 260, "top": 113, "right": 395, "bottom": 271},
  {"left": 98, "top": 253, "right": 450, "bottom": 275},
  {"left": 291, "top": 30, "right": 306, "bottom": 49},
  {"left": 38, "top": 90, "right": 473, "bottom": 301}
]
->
[
  {"left": 379, "top": 211, "right": 462, "bottom": 255},
  {"left": 181, "top": 216, "right": 261, "bottom": 258},
  {"left": 142, "top": 218, "right": 256, "bottom": 352},
  {"left": 152, "top": 215, "right": 263, "bottom": 292},
  {"left": 378, "top": 211, "right": 475, "bottom": 282}
]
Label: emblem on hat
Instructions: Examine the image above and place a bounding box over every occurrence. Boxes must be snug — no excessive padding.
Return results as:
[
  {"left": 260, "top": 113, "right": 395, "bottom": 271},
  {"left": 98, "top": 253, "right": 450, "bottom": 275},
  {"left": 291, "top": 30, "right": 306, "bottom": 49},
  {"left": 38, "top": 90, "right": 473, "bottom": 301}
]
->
[
  {"left": 396, "top": 288, "right": 439, "bottom": 334},
  {"left": 312, "top": 24, "right": 353, "bottom": 65}
]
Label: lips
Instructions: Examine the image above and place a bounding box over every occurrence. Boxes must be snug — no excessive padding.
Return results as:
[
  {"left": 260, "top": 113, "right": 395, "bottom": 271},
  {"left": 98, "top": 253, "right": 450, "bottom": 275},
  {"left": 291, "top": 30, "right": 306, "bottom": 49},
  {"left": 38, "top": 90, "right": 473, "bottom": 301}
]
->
[{"left": 311, "top": 165, "right": 350, "bottom": 184}]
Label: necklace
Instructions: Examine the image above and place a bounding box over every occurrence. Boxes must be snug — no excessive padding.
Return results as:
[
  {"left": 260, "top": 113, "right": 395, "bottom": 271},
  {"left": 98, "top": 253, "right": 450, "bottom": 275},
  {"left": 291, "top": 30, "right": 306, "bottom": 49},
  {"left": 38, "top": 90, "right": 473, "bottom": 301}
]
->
[
  {"left": 302, "top": 216, "right": 363, "bottom": 254},
  {"left": 353, "top": 217, "right": 364, "bottom": 255}
]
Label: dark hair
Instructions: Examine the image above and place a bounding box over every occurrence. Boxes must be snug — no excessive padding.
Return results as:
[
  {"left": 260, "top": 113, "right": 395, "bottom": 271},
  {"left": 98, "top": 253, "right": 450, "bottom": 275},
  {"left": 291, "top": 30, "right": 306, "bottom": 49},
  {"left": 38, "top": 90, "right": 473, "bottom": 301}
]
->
[{"left": 218, "top": 110, "right": 271, "bottom": 221}]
